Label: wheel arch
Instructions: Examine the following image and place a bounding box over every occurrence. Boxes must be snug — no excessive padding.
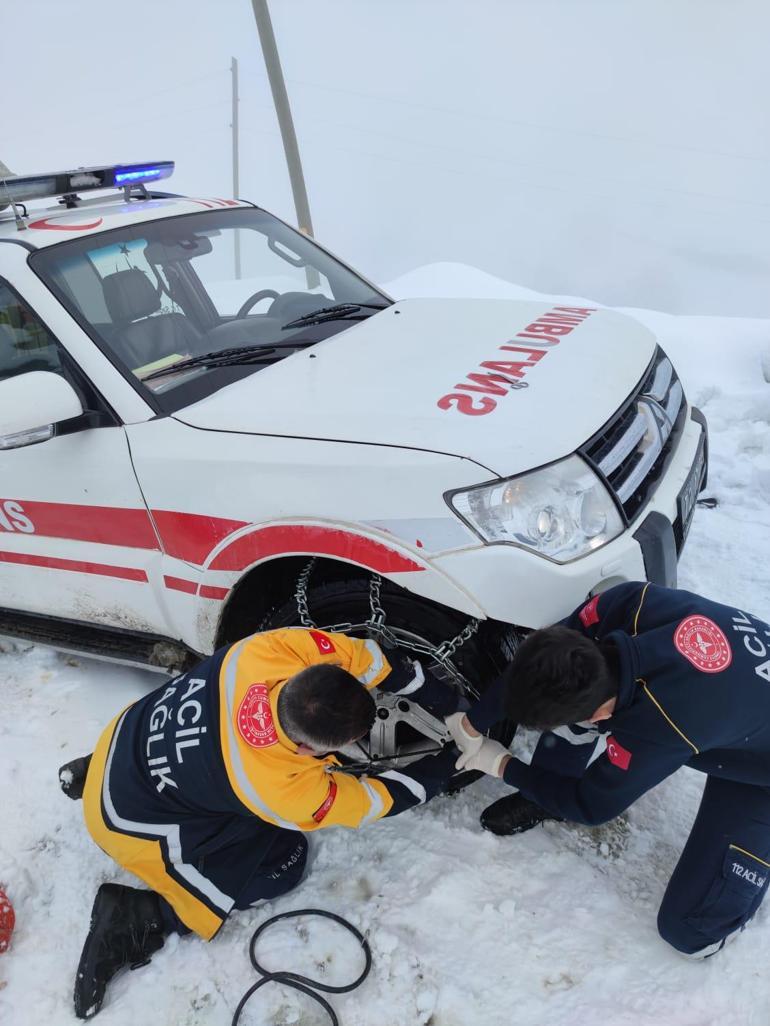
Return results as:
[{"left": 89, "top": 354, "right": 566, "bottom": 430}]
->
[
  {"left": 186, "top": 520, "right": 485, "bottom": 649},
  {"left": 213, "top": 549, "right": 487, "bottom": 649}
]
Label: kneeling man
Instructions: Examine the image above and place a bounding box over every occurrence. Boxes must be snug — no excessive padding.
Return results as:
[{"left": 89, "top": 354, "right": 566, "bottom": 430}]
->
[
  {"left": 449, "top": 582, "right": 770, "bottom": 960},
  {"left": 67, "top": 628, "right": 456, "bottom": 1018}
]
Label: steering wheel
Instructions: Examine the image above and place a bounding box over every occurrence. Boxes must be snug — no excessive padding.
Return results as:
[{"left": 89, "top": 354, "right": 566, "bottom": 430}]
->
[{"left": 236, "top": 289, "right": 280, "bottom": 318}]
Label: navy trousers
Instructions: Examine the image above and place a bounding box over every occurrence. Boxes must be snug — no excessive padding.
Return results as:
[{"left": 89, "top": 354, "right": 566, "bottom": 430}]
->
[
  {"left": 657, "top": 776, "right": 770, "bottom": 954},
  {"left": 533, "top": 729, "right": 770, "bottom": 954},
  {"left": 160, "top": 822, "right": 308, "bottom": 936}
]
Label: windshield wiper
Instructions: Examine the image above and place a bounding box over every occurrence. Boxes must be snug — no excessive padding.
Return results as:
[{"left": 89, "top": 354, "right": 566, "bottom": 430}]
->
[
  {"left": 281, "top": 302, "right": 389, "bottom": 330},
  {"left": 142, "top": 341, "right": 312, "bottom": 382}
]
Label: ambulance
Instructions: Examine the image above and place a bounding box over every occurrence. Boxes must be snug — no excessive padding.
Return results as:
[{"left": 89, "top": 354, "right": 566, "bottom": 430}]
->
[{"left": 0, "top": 161, "right": 707, "bottom": 758}]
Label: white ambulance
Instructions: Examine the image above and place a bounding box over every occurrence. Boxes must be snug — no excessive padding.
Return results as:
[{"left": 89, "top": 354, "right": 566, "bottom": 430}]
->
[{"left": 0, "top": 161, "right": 707, "bottom": 744}]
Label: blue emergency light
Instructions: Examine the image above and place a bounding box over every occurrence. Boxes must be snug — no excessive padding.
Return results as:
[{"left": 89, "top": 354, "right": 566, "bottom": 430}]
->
[
  {"left": 114, "top": 165, "right": 168, "bottom": 185},
  {"left": 0, "top": 161, "right": 174, "bottom": 207}
]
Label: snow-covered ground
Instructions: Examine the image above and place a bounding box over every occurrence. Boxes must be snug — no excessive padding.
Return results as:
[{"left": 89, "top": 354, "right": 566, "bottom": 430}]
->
[{"left": 2, "top": 265, "right": 770, "bottom": 1026}]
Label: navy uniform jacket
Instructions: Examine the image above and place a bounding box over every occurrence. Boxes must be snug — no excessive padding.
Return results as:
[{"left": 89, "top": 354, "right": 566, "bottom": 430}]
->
[
  {"left": 470, "top": 583, "right": 770, "bottom": 826},
  {"left": 95, "top": 629, "right": 453, "bottom": 832},
  {"left": 83, "top": 629, "right": 456, "bottom": 938}
]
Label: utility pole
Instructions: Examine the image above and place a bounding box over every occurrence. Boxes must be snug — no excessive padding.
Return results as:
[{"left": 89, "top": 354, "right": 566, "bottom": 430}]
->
[
  {"left": 231, "top": 56, "right": 242, "bottom": 279},
  {"left": 250, "top": 0, "right": 314, "bottom": 239}
]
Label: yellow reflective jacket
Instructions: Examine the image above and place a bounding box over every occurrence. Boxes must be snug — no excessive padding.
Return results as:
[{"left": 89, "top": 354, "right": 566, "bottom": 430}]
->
[
  {"left": 218, "top": 628, "right": 398, "bottom": 829},
  {"left": 83, "top": 627, "right": 454, "bottom": 939}
]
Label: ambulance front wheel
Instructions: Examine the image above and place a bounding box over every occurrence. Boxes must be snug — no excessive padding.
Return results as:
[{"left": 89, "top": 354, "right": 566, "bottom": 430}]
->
[{"left": 261, "top": 573, "right": 517, "bottom": 776}]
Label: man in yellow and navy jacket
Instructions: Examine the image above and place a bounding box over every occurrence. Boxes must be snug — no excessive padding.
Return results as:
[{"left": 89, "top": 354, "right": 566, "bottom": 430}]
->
[{"left": 65, "top": 627, "right": 458, "bottom": 1019}]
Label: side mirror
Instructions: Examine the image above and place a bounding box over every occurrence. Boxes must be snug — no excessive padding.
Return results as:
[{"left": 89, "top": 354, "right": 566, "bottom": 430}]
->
[{"left": 0, "top": 371, "right": 84, "bottom": 450}]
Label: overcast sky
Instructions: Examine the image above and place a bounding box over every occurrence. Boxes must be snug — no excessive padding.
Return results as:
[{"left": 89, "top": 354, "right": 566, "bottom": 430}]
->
[{"left": 4, "top": 0, "right": 770, "bottom": 315}]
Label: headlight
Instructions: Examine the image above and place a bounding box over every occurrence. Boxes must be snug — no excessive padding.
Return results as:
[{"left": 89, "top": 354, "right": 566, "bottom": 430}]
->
[{"left": 448, "top": 455, "right": 624, "bottom": 563}]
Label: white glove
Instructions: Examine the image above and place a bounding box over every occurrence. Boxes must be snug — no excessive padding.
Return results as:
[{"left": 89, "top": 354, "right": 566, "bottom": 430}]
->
[
  {"left": 445, "top": 712, "right": 483, "bottom": 762},
  {"left": 456, "top": 737, "right": 510, "bottom": 777}
]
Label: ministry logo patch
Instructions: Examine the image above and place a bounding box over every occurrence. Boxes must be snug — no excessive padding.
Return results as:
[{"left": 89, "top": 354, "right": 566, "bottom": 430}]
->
[
  {"left": 674, "top": 615, "right": 732, "bottom": 674},
  {"left": 237, "top": 683, "right": 278, "bottom": 748}
]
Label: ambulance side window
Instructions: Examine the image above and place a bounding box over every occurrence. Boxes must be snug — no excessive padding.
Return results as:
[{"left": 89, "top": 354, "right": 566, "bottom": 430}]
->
[{"left": 0, "top": 279, "right": 63, "bottom": 382}]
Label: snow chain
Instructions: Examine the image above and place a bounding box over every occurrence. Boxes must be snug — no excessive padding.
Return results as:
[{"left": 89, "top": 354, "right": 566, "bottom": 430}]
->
[
  {"left": 294, "top": 557, "right": 317, "bottom": 628},
  {"left": 292, "top": 560, "right": 481, "bottom": 697}
]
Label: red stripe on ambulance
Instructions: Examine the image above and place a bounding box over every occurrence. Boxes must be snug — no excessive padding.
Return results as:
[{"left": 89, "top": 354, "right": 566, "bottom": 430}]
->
[
  {"left": 163, "top": 575, "right": 198, "bottom": 594},
  {"left": 0, "top": 498, "right": 158, "bottom": 549},
  {"left": 163, "top": 577, "right": 229, "bottom": 600},
  {"left": 0, "top": 502, "right": 423, "bottom": 586},
  {"left": 209, "top": 525, "right": 425, "bottom": 573},
  {"left": 151, "top": 510, "right": 248, "bottom": 564},
  {"left": 0, "top": 550, "right": 148, "bottom": 582},
  {"left": 0, "top": 500, "right": 247, "bottom": 564},
  {"left": 27, "top": 217, "right": 104, "bottom": 232}
]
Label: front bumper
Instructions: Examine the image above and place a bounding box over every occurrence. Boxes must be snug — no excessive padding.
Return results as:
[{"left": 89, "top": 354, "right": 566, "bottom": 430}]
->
[{"left": 432, "top": 405, "right": 708, "bottom": 629}]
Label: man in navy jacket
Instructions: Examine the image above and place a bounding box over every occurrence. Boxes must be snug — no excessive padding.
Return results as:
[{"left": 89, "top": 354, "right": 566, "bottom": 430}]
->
[{"left": 448, "top": 582, "right": 770, "bottom": 958}]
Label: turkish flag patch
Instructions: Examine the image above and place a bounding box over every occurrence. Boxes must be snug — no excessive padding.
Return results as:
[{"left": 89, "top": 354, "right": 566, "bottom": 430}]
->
[
  {"left": 579, "top": 595, "right": 601, "bottom": 628},
  {"left": 237, "top": 683, "right": 278, "bottom": 748},
  {"left": 312, "top": 778, "right": 338, "bottom": 823},
  {"left": 605, "top": 736, "right": 632, "bottom": 770},
  {"left": 309, "top": 630, "right": 335, "bottom": 655}
]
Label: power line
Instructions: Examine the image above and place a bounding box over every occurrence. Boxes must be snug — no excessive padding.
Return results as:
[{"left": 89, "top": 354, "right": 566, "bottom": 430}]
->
[{"left": 286, "top": 74, "right": 770, "bottom": 169}]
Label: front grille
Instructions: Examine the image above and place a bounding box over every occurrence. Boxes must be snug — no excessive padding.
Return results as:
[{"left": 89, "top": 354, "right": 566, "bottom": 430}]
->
[{"left": 580, "top": 347, "right": 686, "bottom": 524}]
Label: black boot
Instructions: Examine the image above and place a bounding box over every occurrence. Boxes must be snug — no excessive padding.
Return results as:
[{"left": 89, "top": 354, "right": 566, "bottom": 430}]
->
[
  {"left": 59, "top": 754, "right": 92, "bottom": 800},
  {"left": 481, "top": 793, "right": 562, "bottom": 836},
  {"left": 74, "top": 884, "right": 166, "bottom": 1019}
]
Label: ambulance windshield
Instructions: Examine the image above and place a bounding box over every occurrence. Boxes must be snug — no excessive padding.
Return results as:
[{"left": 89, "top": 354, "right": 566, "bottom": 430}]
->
[{"left": 30, "top": 207, "right": 390, "bottom": 410}]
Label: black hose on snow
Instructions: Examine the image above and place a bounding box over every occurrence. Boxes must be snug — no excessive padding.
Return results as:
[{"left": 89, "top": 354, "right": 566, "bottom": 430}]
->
[{"left": 232, "top": 908, "right": 372, "bottom": 1026}]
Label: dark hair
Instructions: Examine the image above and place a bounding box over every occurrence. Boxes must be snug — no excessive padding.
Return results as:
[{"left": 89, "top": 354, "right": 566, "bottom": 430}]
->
[
  {"left": 278, "top": 664, "right": 376, "bottom": 751},
  {"left": 503, "top": 626, "right": 618, "bottom": 730}
]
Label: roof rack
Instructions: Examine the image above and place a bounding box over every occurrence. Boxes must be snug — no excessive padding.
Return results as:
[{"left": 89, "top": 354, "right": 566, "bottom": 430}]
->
[{"left": 0, "top": 161, "right": 174, "bottom": 221}]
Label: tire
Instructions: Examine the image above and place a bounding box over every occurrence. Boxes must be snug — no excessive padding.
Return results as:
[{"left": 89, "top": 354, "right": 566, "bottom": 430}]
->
[{"left": 261, "top": 571, "right": 516, "bottom": 783}]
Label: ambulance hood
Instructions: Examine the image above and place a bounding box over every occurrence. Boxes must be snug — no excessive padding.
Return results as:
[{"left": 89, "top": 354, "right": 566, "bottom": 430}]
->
[{"left": 174, "top": 298, "right": 658, "bottom": 478}]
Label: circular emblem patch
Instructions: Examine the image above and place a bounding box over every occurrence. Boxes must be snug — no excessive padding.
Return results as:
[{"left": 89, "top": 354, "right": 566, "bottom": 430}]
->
[
  {"left": 674, "top": 615, "right": 732, "bottom": 674},
  {"left": 237, "top": 683, "right": 278, "bottom": 748}
]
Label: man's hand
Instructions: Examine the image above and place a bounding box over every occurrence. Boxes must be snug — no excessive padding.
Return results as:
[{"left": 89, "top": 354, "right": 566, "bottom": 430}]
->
[
  {"left": 445, "top": 711, "right": 483, "bottom": 758},
  {"left": 456, "top": 737, "right": 510, "bottom": 777}
]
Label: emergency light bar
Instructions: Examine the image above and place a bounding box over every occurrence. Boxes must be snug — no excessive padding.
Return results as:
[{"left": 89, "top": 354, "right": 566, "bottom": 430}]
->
[{"left": 0, "top": 161, "right": 174, "bottom": 206}]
